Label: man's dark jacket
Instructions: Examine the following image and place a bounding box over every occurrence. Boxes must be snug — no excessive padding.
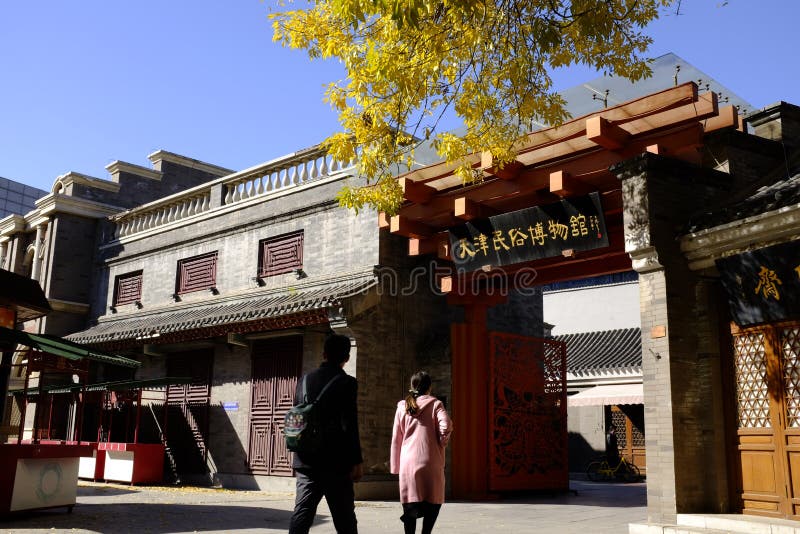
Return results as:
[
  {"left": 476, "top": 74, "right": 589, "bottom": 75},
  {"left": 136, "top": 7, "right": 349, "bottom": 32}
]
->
[{"left": 291, "top": 361, "right": 363, "bottom": 473}]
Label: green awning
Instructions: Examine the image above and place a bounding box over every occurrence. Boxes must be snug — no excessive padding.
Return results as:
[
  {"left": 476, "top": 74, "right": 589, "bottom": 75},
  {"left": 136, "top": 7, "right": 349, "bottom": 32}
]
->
[
  {"left": 9, "top": 376, "right": 193, "bottom": 396},
  {"left": 0, "top": 326, "right": 140, "bottom": 368}
]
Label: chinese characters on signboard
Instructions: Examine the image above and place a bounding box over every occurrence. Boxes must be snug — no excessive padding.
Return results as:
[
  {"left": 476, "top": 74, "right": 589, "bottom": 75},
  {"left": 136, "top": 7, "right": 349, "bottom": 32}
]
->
[
  {"left": 448, "top": 192, "right": 609, "bottom": 272},
  {"left": 716, "top": 240, "right": 800, "bottom": 326}
]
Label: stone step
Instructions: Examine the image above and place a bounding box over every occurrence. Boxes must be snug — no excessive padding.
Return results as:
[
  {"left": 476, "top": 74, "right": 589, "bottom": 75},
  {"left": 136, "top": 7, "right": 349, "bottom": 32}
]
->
[
  {"left": 630, "top": 514, "right": 800, "bottom": 534},
  {"left": 678, "top": 513, "right": 800, "bottom": 533},
  {"left": 629, "top": 523, "right": 728, "bottom": 534}
]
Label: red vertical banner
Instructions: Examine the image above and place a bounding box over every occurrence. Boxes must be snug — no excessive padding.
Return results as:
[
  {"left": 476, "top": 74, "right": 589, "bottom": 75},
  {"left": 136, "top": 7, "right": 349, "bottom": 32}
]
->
[{"left": 489, "top": 332, "right": 567, "bottom": 492}]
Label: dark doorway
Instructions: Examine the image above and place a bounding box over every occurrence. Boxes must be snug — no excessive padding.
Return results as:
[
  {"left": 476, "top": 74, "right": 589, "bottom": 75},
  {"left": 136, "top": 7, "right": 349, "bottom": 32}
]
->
[{"left": 166, "top": 349, "right": 214, "bottom": 479}]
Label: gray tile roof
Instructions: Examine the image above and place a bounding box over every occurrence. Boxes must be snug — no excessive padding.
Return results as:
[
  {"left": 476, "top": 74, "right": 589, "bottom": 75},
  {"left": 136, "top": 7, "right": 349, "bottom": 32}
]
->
[
  {"left": 67, "top": 275, "right": 377, "bottom": 346},
  {"left": 686, "top": 174, "right": 800, "bottom": 233},
  {"left": 555, "top": 327, "right": 642, "bottom": 375}
]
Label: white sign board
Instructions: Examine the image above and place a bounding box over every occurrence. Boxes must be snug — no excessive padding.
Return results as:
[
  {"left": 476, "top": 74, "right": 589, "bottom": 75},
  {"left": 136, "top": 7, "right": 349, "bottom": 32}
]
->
[{"left": 10, "top": 457, "right": 80, "bottom": 512}]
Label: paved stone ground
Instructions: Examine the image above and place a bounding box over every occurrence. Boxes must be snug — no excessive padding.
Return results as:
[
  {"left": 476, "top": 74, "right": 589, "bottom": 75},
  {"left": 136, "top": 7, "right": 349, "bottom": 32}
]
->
[{"left": 0, "top": 479, "right": 646, "bottom": 533}]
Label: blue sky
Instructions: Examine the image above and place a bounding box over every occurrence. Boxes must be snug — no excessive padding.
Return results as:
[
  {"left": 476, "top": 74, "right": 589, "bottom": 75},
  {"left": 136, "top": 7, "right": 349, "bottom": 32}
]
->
[{"left": 1, "top": 1, "right": 799, "bottom": 192}]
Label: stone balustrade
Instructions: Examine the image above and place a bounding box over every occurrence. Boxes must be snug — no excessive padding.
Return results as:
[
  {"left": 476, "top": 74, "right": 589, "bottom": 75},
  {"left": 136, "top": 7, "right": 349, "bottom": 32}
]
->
[
  {"left": 223, "top": 151, "right": 351, "bottom": 205},
  {"left": 112, "top": 148, "right": 354, "bottom": 240},
  {"left": 115, "top": 192, "right": 211, "bottom": 238}
]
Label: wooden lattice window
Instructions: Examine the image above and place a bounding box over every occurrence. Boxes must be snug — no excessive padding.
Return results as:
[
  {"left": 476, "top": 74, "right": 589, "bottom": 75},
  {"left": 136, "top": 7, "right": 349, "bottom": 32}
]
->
[
  {"left": 733, "top": 332, "right": 771, "bottom": 428},
  {"left": 113, "top": 270, "right": 142, "bottom": 306},
  {"left": 782, "top": 327, "right": 800, "bottom": 428},
  {"left": 176, "top": 252, "right": 218, "bottom": 294},
  {"left": 259, "top": 231, "right": 303, "bottom": 277}
]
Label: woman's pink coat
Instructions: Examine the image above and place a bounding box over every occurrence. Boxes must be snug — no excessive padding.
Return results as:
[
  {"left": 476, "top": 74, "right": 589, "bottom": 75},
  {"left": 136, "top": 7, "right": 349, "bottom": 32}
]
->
[{"left": 390, "top": 395, "right": 453, "bottom": 504}]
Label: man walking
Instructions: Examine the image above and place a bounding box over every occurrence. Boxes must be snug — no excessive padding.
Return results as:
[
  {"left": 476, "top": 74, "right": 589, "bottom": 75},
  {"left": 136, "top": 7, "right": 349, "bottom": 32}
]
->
[{"left": 289, "top": 333, "right": 363, "bottom": 534}]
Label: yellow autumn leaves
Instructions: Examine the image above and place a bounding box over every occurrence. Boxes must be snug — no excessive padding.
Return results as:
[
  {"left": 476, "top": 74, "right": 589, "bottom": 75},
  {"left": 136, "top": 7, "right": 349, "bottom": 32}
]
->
[{"left": 272, "top": 0, "right": 674, "bottom": 214}]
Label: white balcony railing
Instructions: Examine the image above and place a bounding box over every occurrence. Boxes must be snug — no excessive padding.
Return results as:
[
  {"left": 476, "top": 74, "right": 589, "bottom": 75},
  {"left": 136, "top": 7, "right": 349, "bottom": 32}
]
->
[
  {"left": 112, "top": 147, "right": 355, "bottom": 240},
  {"left": 223, "top": 152, "right": 346, "bottom": 205},
  {"left": 115, "top": 192, "right": 211, "bottom": 238}
]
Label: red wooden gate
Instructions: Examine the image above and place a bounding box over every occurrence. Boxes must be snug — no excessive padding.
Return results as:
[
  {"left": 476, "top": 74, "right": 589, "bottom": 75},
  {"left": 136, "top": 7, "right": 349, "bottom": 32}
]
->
[
  {"left": 166, "top": 350, "right": 213, "bottom": 477},
  {"left": 489, "top": 332, "right": 567, "bottom": 491},
  {"left": 248, "top": 336, "right": 302, "bottom": 476}
]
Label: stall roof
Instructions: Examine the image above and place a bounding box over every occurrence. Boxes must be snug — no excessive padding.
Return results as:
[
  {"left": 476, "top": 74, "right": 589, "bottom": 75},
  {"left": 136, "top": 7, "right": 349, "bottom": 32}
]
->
[
  {"left": 9, "top": 376, "right": 193, "bottom": 396},
  {"left": 0, "top": 270, "right": 51, "bottom": 321},
  {"left": 567, "top": 383, "right": 644, "bottom": 407},
  {"left": 0, "top": 327, "right": 141, "bottom": 368}
]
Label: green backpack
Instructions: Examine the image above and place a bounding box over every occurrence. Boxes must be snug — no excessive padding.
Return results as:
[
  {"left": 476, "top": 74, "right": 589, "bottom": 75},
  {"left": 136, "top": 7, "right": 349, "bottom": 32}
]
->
[{"left": 284, "top": 374, "right": 343, "bottom": 454}]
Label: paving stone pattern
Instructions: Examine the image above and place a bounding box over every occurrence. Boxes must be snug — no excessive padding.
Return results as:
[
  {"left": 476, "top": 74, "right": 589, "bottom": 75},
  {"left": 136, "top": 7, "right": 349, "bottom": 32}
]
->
[{"left": 0, "top": 479, "right": 645, "bottom": 533}]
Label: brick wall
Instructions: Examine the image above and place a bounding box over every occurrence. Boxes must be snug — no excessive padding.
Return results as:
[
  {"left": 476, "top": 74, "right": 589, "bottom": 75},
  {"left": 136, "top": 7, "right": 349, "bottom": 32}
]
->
[
  {"left": 46, "top": 214, "right": 98, "bottom": 303},
  {"left": 207, "top": 343, "right": 253, "bottom": 480},
  {"left": 487, "top": 288, "right": 544, "bottom": 337},
  {"left": 92, "top": 180, "right": 378, "bottom": 320},
  {"left": 617, "top": 154, "right": 732, "bottom": 522},
  {"left": 349, "top": 232, "right": 452, "bottom": 476}
]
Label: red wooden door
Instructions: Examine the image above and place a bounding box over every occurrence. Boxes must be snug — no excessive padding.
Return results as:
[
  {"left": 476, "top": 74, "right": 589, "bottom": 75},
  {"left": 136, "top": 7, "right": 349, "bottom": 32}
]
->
[
  {"left": 489, "top": 332, "right": 567, "bottom": 491},
  {"left": 248, "top": 336, "right": 302, "bottom": 476},
  {"left": 166, "top": 350, "right": 213, "bottom": 477}
]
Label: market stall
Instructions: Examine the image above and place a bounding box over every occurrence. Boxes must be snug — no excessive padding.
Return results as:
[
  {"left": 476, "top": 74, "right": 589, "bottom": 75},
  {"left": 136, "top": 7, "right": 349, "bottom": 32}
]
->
[
  {"left": 16, "top": 376, "right": 192, "bottom": 484},
  {"left": 0, "top": 324, "right": 141, "bottom": 515}
]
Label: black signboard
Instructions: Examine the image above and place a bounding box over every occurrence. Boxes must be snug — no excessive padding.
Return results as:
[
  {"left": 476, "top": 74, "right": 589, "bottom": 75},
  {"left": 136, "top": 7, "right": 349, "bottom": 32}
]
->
[
  {"left": 716, "top": 240, "right": 800, "bottom": 326},
  {"left": 448, "top": 192, "right": 609, "bottom": 272}
]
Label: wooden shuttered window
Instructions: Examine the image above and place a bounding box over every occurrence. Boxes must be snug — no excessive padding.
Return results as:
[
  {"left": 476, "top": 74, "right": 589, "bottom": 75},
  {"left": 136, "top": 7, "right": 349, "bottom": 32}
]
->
[
  {"left": 259, "top": 231, "right": 303, "bottom": 277},
  {"left": 176, "top": 252, "right": 218, "bottom": 294},
  {"left": 113, "top": 270, "right": 143, "bottom": 306}
]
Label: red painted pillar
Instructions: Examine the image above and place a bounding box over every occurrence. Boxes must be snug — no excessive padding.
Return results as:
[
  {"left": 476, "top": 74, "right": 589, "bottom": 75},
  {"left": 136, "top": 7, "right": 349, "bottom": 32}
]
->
[{"left": 449, "top": 293, "right": 505, "bottom": 499}]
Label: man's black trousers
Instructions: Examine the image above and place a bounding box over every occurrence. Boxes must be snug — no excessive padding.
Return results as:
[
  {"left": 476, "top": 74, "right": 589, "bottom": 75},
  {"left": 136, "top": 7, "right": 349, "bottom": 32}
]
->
[{"left": 289, "top": 469, "right": 358, "bottom": 534}]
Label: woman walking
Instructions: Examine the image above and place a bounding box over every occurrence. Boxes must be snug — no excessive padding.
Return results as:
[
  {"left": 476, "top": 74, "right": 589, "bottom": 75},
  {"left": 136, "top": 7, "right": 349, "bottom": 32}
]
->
[{"left": 390, "top": 371, "right": 453, "bottom": 534}]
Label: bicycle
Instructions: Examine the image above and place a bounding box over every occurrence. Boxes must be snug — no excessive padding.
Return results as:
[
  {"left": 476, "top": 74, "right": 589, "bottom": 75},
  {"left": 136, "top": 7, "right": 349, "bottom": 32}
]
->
[{"left": 585, "top": 455, "right": 641, "bottom": 482}]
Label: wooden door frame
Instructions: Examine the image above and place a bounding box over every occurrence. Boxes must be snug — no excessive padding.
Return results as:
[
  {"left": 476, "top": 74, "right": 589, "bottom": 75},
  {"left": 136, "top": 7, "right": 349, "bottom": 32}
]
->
[
  {"left": 609, "top": 405, "right": 646, "bottom": 473},
  {"left": 729, "top": 320, "right": 800, "bottom": 519},
  {"left": 247, "top": 335, "right": 302, "bottom": 476}
]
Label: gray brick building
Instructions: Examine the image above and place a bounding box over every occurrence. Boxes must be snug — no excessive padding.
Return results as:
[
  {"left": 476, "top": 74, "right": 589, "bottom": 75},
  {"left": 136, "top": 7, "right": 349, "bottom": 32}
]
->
[{"left": 0, "top": 144, "right": 461, "bottom": 496}]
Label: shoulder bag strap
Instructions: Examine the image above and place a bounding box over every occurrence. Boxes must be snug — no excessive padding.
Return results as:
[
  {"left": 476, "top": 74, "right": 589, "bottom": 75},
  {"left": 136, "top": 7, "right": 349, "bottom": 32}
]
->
[{"left": 313, "top": 374, "right": 344, "bottom": 404}]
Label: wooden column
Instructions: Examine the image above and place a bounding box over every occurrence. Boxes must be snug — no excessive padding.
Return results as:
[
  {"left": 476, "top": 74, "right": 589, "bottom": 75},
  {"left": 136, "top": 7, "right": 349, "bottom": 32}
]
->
[{"left": 449, "top": 292, "right": 506, "bottom": 499}]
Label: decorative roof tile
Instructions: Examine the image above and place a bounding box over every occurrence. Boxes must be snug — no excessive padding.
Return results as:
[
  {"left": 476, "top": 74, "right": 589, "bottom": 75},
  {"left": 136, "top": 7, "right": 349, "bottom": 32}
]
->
[
  {"left": 685, "top": 174, "right": 800, "bottom": 233},
  {"left": 67, "top": 275, "right": 377, "bottom": 346},
  {"left": 555, "top": 327, "right": 642, "bottom": 375}
]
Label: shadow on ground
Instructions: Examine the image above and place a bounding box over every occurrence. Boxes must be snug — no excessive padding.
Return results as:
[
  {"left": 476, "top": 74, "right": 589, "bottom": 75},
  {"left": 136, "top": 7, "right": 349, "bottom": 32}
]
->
[
  {"left": 449, "top": 480, "right": 647, "bottom": 509},
  {"left": 76, "top": 485, "right": 140, "bottom": 497},
  {"left": 0, "top": 503, "right": 301, "bottom": 533}
]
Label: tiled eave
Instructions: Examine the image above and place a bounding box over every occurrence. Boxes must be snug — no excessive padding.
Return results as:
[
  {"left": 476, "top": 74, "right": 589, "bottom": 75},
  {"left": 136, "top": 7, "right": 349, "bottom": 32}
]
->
[
  {"left": 681, "top": 202, "right": 800, "bottom": 270},
  {"left": 66, "top": 275, "right": 378, "bottom": 350},
  {"left": 556, "top": 327, "right": 642, "bottom": 375}
]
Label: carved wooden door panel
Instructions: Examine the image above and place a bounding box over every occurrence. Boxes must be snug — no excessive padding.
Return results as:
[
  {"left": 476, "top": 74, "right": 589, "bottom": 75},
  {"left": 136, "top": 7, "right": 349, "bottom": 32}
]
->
[
  {"left": 488, "top": 332, "right": 567, "bottom": 491},
  {"left": 248, "top": 336, "right": 302, "bottom": 476},
  {"left": 779, "top": 325, "right": 800, "bottom": 519},
  {"left": 166, "top": 350, "right": 213, "bottom": 477},
  {"left": 732, "top": 327, "right": 787, "bottom": 518}
]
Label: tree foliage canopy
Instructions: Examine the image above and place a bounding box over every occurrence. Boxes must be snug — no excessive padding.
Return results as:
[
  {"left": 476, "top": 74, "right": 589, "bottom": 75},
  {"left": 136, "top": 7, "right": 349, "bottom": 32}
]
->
[{"left": 272, "top": 0, "right": 675, "bottom": 214}]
